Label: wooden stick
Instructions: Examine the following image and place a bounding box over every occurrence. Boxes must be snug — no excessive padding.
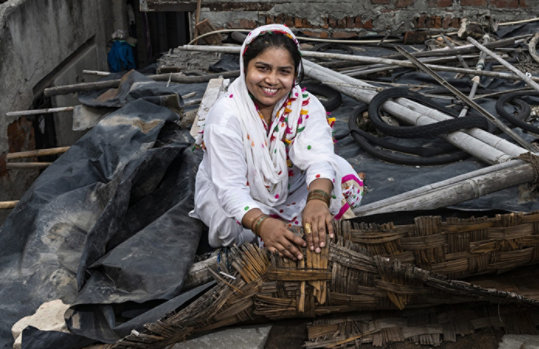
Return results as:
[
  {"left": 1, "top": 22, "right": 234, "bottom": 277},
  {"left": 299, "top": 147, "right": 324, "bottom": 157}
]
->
[
  {"left": 467, "top": 36, "right": 539, "bottom": 93},
  {"left": 458, "top": 35, "right": 489, "bottom": 118},
  {"left": 7, "top": 146, "right": 70, "bottom": 160},
  {"left": 179, "top": 45, "right": 539, "bottom": 82},
  {"left": 6, "top": 162, "right": 51, "bottom": 169},
  {"left": 0, "top": 201, "right": 18, "bottom": 209},
  {"left": 6, "top": 106, "right": 75, "bottom": 117},
  {"left": 43, "top": 71, "right": 239, "bottom": 97},
  {"left": 194, "top": 0, "right": 202, "bottom": 44}
]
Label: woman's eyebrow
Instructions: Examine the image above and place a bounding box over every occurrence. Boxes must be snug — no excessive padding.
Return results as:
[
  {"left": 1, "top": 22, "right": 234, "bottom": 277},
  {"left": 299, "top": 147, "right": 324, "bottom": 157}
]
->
[{"left": 254, "top": 61, "right": 293, "bottom": 70}]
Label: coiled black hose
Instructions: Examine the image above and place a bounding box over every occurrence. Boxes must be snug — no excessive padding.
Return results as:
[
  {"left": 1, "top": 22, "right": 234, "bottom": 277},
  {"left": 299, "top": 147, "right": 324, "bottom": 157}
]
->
[
  {"left": 495, "top": 90, "right": 539, "bottom": 134},
  {"left": 347, "top": 88, "right": 493, "bottom": 165}
]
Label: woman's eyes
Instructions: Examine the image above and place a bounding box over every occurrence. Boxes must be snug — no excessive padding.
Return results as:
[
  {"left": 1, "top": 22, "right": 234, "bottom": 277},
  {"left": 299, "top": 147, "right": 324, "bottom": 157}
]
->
[{"left": 255, "top": 65, "right": 293, "bottom": 75}]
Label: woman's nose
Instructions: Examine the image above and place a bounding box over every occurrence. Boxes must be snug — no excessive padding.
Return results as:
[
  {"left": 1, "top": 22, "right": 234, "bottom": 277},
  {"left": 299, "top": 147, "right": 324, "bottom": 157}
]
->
[{"left": 264, "top": 71, "right": 278, "bottom": 84}]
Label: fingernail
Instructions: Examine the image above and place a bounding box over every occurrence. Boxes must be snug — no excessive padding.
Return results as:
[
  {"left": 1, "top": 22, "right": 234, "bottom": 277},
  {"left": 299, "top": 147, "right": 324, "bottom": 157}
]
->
[
  {"left": 315, "top": 247, "right": 321, "bottom": 253},
  {"left": 330, "top": 234, "right": 334, "bottom": 239},
  {"left": 297, "top": 254, "right": 303, "bottom": 260},
  {"left": 320, "top": 242, "right": 325, "bottom": 247}
]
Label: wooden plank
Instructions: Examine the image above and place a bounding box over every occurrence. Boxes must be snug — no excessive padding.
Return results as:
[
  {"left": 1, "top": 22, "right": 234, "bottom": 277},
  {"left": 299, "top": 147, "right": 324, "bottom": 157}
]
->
[{"left": 190, "top": 77, "right": 229, "bottom": 139}]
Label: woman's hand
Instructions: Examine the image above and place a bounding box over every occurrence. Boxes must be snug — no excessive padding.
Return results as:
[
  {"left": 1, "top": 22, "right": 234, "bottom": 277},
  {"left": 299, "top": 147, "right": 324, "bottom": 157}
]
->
[
  {"left": 258, "top": 218, "right": 306, "bottom": 261},
  {"left": 302, "top": 199, "right": 334, "bottom": 253}
]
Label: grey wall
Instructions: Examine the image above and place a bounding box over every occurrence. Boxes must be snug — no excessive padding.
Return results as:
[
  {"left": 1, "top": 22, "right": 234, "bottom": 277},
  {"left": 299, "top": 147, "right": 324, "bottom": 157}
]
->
[{"left": 0, "top": 0, "right": 127, "bottom": 221}]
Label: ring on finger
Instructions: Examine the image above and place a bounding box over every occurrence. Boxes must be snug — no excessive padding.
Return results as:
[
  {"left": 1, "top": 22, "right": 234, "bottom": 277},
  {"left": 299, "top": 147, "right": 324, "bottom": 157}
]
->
[{"left": 304, "top": 222, "right": 312, "bottom": 234}]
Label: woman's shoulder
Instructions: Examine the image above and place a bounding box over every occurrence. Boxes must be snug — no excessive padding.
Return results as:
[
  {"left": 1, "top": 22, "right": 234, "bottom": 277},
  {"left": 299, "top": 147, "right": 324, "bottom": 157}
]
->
[{"left": 206, "top": 93, "right": 241, "bottom": 127}]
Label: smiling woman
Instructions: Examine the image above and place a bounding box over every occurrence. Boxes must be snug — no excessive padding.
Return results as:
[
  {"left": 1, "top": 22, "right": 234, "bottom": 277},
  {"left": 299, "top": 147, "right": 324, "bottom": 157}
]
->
[{"left": 189, "top": 24, "right": 365, "bottom": 261}]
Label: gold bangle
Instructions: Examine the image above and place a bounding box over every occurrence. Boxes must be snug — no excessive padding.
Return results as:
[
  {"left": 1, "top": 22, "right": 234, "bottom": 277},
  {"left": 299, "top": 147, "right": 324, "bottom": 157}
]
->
[
  {"left": 307, "top": 189, "right": 331, "bottom": 206},
  {"left": 251, "top": 214, "right": 269, "bottom": 236}
]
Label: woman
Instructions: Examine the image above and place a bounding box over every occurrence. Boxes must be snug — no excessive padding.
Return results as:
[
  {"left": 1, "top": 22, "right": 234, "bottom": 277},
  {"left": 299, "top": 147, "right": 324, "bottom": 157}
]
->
[{"left": 190, "top": 24, "right": 363, "bottom": 261}]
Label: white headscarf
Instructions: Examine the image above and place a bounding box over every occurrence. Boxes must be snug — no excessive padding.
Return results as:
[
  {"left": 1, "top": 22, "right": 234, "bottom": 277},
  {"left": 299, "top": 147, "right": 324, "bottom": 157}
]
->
[{"left": 223, "top": 24, "right": 309, "bottom": 207}]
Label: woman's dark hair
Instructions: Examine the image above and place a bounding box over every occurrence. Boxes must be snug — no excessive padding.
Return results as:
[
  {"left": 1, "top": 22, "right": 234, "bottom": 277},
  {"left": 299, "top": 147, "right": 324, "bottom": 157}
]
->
[{"left": 243, "top": 31, "right": 304, "bottom": 84}]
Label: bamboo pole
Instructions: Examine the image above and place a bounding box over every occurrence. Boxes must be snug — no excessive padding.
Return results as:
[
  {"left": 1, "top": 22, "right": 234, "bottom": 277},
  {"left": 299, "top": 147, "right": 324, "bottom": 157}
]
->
[
  {"left": 6, "top": 106, "right": 75, "bottom": 117},
  {"left": 178, "top": 45, "right": 539, "bottom": 82},
  {"left": 43, "top": 71, "right": 239, "bottom": 97},
  {"left": 353, "top": 159, "right": 521, "bottom": 215},
  {"left": 467, "top": 36, "right": 539, "bottom": 93},
  {"left": 6, "top": 162, "right": 51, "bottom": 169},
  {"left": 0, "top": 201, "right": 18, "bottom": 209},
  {"left": 354, "top": 160, "right": 534, "bottom": 216},
  {"left": 7, "top": 146, "right": 70, "bottom": 160}
]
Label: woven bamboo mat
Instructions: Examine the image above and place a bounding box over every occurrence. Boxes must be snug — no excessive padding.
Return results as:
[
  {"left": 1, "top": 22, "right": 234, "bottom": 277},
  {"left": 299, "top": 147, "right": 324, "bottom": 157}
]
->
[
  {"left": 109, "top": 210, "right": 539, "bottom": 349},
  {"left": 305, "top": 303, "right": 539, "bottom": 348}
]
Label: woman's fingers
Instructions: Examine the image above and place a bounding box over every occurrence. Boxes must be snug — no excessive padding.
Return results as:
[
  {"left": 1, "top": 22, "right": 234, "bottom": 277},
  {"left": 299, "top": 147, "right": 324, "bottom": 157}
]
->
[
  {"left": 304, "top": 222, "right": 315, "bottom": 251},
  {"left": 326, "top": 215, "right": 335, "bottom": 240},
  {"left": 275, "top": 239, "right": 300, "bottom": 261}
]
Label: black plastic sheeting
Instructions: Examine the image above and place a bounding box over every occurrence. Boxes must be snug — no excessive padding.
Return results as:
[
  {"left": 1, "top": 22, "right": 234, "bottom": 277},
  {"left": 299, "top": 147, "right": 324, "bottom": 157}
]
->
[
  {"left": 1, "top": 22, "right": 539, "bottom": 348},
  {"left": 0, "top": 73, "right": 208, "bottom": 348}
]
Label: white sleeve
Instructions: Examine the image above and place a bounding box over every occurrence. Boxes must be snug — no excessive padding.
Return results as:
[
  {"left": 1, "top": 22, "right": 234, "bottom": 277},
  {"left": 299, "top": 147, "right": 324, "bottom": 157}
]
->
[
  {"left": 289, "top": 94, "right": 336, "bottom": 187},
  {"left": 204, "top": 113, "right": 261, "bottom": 223}
]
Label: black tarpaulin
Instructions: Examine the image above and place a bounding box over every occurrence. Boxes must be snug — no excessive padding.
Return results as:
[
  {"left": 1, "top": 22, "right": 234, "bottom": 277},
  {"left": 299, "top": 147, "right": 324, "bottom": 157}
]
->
[{"left": 0, "top": 75, "right": 206, "bottom": 348}]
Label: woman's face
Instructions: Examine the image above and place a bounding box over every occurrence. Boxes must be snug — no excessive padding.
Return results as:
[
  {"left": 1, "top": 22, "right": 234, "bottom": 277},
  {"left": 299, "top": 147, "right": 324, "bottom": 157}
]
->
[{"left": 245, "top": 46, "right": 296, "bottom": 112}]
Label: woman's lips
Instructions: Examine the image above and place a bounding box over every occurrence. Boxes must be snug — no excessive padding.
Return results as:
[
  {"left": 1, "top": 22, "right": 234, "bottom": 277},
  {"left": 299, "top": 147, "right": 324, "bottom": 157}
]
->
[{"left": 262, "top": 87, "right": 278, "bottom": 96}]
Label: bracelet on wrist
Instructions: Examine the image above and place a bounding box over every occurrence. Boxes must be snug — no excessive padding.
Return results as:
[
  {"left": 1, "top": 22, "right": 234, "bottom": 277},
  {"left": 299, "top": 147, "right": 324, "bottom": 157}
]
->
[
  {"left": 307, "top": 189, "right": 331, "bottom": 206},
  {"left": 251, "top": 214, "right": 270, "bottom": 236}
]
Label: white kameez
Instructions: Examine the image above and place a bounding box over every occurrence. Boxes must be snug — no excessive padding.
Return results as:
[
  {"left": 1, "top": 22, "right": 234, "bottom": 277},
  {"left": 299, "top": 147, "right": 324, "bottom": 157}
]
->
[{"left": 189, "top": 24, "right": 364, "bottom": 247}]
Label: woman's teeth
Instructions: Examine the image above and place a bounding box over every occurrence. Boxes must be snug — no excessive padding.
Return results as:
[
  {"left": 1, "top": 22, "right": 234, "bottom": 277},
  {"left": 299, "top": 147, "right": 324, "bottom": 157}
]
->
[{"left": 263, "top": 87, "right": 277, "bottom": 95}]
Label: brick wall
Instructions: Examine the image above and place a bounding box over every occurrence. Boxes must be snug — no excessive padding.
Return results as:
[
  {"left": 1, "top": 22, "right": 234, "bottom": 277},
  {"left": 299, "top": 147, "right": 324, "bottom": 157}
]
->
[{"left": 186, "top": 0, "right": 534, "bottom": 38}]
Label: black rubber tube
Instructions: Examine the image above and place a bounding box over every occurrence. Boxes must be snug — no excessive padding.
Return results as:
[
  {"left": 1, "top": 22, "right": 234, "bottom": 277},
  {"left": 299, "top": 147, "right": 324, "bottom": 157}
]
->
[
  {"left": 495, "top": 90, "right": 539, "bottom": 134},
  {"left": 302, "top": 82, "right": 343, "bottom": 112},
  {"left": 367, "top": 88, "right": 489, "bottom": 138},
  {"left": 348, "top": 104, "right": 469, "bottom": 166}
]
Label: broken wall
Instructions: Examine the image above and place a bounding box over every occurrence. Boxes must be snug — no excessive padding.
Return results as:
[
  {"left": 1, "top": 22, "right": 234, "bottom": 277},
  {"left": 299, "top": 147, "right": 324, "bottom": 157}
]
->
[
  {"left": 141, "top": 0, "right": 535, "bottom": 39},
  {"left": 0, "top": 0, "right": 127, "bottom": 222}
]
